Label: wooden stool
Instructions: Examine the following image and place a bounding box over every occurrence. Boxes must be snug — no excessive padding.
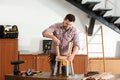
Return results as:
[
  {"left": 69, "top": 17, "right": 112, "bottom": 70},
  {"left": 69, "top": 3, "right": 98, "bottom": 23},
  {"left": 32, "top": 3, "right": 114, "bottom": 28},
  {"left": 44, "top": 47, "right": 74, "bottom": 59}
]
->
[{"left": 53, "top": 42, "right": 74, "bottom": 76}]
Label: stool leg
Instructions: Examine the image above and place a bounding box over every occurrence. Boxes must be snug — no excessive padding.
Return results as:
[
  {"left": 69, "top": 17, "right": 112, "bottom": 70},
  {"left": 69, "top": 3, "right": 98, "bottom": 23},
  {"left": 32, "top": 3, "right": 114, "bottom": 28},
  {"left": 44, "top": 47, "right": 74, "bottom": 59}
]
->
[
  {"left": 59, "top": 61, "right": 62, "bottom": 74},
  {"left": 66, "top": 61, "right": 69, "bottom": 76},
  {"left": 53, "top": 61, "right": 58, "bottom": 75},
  {"left": 70, "top": 61, "right": 74, "bottom": 75}
]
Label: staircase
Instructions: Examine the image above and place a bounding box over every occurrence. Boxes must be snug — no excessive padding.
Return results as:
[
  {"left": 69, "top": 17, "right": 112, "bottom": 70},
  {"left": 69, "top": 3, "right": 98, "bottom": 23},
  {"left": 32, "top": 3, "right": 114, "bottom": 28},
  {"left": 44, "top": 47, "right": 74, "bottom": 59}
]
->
[{"left": 66, "top": 0, "right": 120, "bottom": 35}]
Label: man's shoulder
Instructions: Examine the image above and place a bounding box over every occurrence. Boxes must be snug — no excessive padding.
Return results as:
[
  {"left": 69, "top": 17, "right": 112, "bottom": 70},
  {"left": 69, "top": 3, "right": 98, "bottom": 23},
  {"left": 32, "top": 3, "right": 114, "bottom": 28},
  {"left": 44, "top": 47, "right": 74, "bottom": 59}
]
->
[
  {"left": 71, "top": 26, "right": 78, "bottom": 31},
  {"left": 71, "top": 26, "right": 80, "bottom": 34}
]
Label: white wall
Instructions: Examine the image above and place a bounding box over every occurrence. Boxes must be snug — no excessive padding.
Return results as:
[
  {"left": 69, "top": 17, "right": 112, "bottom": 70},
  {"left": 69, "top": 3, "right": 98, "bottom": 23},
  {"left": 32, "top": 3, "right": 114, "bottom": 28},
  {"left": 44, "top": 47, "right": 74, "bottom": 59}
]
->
[
  {"left": 0, "top": 0, "right": 120, "bottom": 57},
  {"left": 103, "top": 25, "right": 120, "bottom": 57},
  {"left": 86, "top": 25, "right": 120, "bottom": 58},
  {"left": 0, "top": 0, "right": 88, "bottom": 53}
]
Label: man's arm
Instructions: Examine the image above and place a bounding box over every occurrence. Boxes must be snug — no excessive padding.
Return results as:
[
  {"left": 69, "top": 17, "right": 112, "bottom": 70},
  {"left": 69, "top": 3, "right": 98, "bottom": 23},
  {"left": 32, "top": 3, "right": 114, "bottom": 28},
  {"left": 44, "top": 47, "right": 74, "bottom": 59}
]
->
[
  {"left": 72, "top": 45, "right": 79, "bottom": 56},
  {"left": 42, "top": 32, "right": 60, "bottom": 46},
  {"left": 43, "top": 32, "right": 54, "bottom": 39},
  {"left": 67, "top": 45, "right": 79, "bottom": 61}
]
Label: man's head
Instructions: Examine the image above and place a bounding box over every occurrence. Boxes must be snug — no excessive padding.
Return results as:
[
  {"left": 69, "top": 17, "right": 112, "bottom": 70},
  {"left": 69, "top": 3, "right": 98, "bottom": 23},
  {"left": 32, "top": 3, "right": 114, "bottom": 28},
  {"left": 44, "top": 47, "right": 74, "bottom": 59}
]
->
[{"left": 63, "top": 14, "right": 75, "bottom": 30}]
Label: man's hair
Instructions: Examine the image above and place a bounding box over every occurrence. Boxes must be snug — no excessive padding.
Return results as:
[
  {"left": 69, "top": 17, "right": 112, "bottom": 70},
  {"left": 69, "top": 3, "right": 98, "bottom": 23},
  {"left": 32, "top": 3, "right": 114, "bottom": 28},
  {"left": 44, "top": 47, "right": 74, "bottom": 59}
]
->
[{"left": 65, "top": 14, "right": 75, "bottom": 22}]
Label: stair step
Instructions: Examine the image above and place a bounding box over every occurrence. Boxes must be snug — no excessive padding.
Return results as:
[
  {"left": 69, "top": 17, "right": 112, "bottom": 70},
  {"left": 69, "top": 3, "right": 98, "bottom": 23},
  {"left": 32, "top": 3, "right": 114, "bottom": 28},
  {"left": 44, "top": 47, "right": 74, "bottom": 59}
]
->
[
  {"left": 104, "top": 16, "right": 120, "bottom": 23},
  {"left": 75, "top": 0, "right": 82, "bottom": 3},
  {"left": 83, "top": 1, "right": 100, "bottom": 10},
  {"left": 114, "top": 23, "right": 120, "bottom": 29},
  {"left": 66, "top": 0, "right": 120, "bottom": 34},
  {"left": 93, "top": 8, "right": 112, "bottom": 16}
]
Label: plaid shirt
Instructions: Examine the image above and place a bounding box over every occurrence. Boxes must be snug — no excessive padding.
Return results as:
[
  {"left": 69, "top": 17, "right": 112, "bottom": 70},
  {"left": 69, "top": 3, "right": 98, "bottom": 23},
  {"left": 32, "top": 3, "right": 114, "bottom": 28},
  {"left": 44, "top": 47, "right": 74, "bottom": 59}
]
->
[{"left": 42, "top": 22, "right": 80, "bottom": 55}]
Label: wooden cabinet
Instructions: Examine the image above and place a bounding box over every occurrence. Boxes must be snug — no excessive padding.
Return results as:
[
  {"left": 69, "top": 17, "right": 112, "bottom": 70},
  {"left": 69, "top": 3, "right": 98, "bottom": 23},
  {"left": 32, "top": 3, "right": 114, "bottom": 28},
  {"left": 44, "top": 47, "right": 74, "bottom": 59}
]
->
[
  {"left": 19, "top": 55, "right": 37, "bottom": 71},
  {"left": 19, "top": 54, "right": 88, "bottom": 74},
  {"left": 89, "top": 58, "right": 120, "bottom": 74},
  {"left": 37, "top": 55, "right": 50, "bottom": 72},
  {"left": 73, "top": 55, "right": 88, "bottom": 74},
  {"left": 0, "top": 39, "right": 18, "bottom": 80},
  {"left": 19, "top": 54, "right": 50, "bottom": 72}
]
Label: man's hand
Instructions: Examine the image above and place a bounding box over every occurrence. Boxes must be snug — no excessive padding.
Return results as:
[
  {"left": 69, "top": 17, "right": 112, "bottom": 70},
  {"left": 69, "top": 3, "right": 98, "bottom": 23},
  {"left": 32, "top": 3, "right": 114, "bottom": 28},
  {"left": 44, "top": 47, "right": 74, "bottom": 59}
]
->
[
  {"left": 42, "top": 32, "right": 60, "bottom": 46},
  {"left": 67, "top": 54, "right": 75, "bottom": 61},
  {"left": 67, "top": 45, "right": 79, "bottom": 61}
]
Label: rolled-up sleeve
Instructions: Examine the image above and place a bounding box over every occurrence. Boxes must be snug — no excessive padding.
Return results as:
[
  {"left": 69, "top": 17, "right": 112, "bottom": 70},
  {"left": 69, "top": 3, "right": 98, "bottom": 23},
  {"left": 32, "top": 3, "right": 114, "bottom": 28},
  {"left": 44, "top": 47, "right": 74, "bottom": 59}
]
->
[
  {"left": 42, "top": 24, "right": 56, "bottom": 36},
  {"left": 73, "top": 29, "right": 80, "bottom": 50}
]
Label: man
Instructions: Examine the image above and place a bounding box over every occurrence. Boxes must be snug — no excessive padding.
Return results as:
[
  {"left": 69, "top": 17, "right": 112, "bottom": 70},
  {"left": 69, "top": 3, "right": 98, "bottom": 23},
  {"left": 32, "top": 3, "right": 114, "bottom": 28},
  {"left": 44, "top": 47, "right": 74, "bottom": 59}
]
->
[{"left": 42, "top": 14, "right": 80, "bottom": 75}]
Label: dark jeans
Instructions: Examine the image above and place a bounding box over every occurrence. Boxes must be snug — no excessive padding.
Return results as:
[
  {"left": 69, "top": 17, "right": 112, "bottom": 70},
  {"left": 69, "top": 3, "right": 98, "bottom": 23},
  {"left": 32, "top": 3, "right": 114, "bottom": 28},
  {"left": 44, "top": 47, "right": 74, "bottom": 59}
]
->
[{"left": 50, "top": 55, "right": 72, "bottom": 75}]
